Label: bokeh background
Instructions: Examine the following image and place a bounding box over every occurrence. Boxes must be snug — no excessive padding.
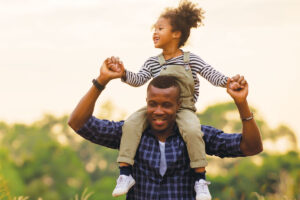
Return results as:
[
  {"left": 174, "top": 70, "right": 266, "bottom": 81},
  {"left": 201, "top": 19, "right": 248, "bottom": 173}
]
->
[{"left": 1, "top": 0, "right": 299, "bottom": 199}]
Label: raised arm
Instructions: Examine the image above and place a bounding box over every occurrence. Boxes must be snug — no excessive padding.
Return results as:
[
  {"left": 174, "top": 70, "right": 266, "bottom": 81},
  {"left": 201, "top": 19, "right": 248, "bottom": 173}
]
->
[
  {"left": 226, "top": 76, "right": 263, "bottom": 156},
  {"left": 68, "top": 57, "right": 124, "bottom": 131},
  {"left": 191, "top": 54, "right": 228, "bottom": 87},
  {"left": 121, "top": 58, "right": 153, "bottom": 87}
]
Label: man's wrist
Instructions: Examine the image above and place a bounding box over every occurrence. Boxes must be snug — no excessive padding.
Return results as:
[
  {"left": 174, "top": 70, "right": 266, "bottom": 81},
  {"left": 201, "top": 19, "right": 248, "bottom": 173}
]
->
[
  {"left": 96, "top": 75, "right": 109, "bottom": 86},
  {"left": 92, "top": 79, "right": 105, "bottom": 91},
  {"left": 235, "top": 100, "right": 253, "bottom": 120},
  {"left": 234, "top": 99, "right": 248, "bottom": 107},
  {"left": 241, "top": 112, "right": 254, "bottom": 121}
]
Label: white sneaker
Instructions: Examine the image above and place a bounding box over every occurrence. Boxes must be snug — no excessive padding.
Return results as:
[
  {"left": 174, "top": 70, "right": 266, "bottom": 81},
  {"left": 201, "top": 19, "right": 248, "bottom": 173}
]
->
[
  {"left": 195, "top": 179, "right": 212, "bottom": 200},
  {"left": 112, "top": 175, "right": 136, "bottom": 197}
]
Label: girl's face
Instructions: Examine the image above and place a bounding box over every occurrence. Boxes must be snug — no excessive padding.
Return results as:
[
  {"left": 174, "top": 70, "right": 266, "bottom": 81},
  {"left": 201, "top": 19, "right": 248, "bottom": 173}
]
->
[{"left": 153, "top": 17, "right": 179, "bottom": 49}]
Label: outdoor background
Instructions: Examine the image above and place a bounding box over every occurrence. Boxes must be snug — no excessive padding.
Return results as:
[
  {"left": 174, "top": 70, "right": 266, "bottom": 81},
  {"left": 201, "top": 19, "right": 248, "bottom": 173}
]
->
[{"left": 0, "top": 0, "right": 299, "bottom": 199}]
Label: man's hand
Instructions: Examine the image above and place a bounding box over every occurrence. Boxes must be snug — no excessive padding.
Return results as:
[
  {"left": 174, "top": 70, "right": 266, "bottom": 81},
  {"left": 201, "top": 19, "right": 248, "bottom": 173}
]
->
[
  {"left": 97, "top": 56, "right": 125, "bottom": 85},
  {"left": 227, "top": 75, "right": 248, "bottom": 104}
]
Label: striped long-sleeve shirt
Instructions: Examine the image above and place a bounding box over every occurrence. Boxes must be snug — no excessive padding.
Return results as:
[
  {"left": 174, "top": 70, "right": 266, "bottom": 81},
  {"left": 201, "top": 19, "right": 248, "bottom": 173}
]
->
[{"left": 124, "top": 52, "right": 228, "bottom": 102}]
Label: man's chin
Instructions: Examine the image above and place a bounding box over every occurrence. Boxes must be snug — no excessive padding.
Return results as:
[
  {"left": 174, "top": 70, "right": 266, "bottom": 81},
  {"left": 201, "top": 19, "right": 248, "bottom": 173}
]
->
[
  {"left": 151, "top": 126, "right": 165, "bottom": 132},
  {"left": 150, "top": 124, "right": 167, "bottom": 133}
]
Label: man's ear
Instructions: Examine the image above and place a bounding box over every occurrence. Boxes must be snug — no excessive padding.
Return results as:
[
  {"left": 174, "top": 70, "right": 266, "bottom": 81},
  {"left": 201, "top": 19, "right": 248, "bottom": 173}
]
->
[{"left": 173, "top": 31, "right": 181, "bottom": 39}]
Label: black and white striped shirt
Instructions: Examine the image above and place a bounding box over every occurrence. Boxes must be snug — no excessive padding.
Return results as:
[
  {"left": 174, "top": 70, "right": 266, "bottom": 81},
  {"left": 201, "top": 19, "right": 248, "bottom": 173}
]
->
[{"left": 124, "top": 52, "right": 228, "bottom": 102}]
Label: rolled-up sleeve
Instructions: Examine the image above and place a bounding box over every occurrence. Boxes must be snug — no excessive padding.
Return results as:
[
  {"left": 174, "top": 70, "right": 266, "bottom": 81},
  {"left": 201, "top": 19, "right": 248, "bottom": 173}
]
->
[
  {"left": 76, "top": 116, "right": 124, "bottom": 149},
  {"left": 201, "top": 125, "right": 245, "bottom": 158}
]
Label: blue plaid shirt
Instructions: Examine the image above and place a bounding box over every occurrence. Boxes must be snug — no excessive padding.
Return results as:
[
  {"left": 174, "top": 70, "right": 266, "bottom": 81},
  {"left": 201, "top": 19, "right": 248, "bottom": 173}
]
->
[{"left": 77, "top": 116, "right": 245, "bottom": 200}]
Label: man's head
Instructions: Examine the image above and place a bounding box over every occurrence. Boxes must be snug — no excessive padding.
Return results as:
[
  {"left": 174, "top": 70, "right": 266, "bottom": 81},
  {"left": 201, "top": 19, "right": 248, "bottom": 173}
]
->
[{"left": 146, "top": 76, "right": 181, "bottom": 135}]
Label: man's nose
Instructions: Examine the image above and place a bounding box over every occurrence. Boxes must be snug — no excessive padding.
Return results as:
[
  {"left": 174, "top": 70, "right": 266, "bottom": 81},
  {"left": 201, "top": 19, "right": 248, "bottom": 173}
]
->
[{"left": 153, "top": 106, "right": 164, "bottom": 115}]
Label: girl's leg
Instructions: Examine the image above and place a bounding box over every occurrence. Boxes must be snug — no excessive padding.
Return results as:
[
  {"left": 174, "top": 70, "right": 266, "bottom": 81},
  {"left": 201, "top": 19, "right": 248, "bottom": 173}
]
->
[
  {"left": 113, "top": 107, "right": 147, "bottom": 197},
  {"left": 117, "top": 106, "right": 147, "bottom": 165},
  {"left": 176, "top": 108, "right": 207, "bottom": 168},
  {"left": 176, "top": 109, "right": 211, "bottom": 200}
]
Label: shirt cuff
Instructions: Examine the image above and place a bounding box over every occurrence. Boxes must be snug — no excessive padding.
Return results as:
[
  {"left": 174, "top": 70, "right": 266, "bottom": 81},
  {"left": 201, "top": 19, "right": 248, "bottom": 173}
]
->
[
  {"left": 226, "top": 133, "right": 245, "bottom": 157},
  {"left": 76, "top": 116, "right": 95, "bottom": 137},
  {"left": 121, "top": 70, "right": 128, "bottom": 82}
]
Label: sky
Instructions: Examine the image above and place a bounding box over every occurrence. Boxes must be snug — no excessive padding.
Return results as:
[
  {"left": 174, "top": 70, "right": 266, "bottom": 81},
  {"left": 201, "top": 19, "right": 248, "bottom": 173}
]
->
[{"left": 1, "top": 0, "right": 300, "bottom": 144}]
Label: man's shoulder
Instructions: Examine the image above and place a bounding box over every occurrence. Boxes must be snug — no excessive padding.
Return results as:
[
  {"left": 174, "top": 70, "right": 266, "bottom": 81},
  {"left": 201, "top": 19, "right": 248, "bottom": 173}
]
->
[
  {"left": 80, "top": 116, "right": 124, "bottom": 129},
  {"left": 75, "top": 116, "right": 125, "bottom": 149}
]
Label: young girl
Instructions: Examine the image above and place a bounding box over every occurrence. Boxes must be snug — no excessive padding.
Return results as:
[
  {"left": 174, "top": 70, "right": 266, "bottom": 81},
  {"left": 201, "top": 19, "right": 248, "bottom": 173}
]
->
[{"left": 111, "top": 1, "right": 239, "bottom": 200}]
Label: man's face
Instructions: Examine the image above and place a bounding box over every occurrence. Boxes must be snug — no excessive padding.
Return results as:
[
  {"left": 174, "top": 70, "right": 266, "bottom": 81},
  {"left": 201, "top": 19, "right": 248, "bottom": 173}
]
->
[{"left": 146, "top": 85, "right": 181, "bottom": 134}]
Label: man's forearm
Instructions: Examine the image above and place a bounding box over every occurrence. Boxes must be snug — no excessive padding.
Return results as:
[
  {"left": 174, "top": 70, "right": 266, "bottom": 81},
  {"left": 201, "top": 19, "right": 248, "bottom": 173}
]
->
[
  {"left": 237, "top": 100, "right": 263, "bottom": 156},
  {"left": 68, "top": 76, "right": 107, "bottom": 131}
]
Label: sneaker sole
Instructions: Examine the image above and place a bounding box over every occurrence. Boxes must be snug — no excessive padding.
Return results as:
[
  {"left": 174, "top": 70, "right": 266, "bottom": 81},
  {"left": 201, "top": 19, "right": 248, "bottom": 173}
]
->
[{"left": 196, "top": 195, "right": 211, "bottom": 200}]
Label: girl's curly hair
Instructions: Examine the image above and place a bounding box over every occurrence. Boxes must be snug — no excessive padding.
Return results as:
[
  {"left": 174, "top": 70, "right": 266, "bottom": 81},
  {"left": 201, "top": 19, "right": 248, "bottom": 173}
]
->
[{"left": 160, "top": 0, "right": 205, "bottom": 47}]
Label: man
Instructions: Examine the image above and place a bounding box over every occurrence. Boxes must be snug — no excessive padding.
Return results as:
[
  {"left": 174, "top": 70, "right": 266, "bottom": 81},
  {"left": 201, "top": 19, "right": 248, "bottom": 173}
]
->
[{"left": 68, "top": 58, "right": 263, "bottom": 200}]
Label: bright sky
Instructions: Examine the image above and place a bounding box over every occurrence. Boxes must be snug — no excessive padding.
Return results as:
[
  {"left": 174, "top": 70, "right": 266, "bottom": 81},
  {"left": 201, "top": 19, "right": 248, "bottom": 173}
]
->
[{"left": 1, "top": 0, "right": 300, "bottom": 143}]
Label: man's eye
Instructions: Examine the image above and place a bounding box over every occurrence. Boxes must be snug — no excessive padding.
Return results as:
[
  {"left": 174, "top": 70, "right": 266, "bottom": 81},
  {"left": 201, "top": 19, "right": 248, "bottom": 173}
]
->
[
  {"left": 148, "top": 102, "right": 156, "bottom": 107},
  {"left": 163, "top": 103, "right": 172, "bottom": 108}
]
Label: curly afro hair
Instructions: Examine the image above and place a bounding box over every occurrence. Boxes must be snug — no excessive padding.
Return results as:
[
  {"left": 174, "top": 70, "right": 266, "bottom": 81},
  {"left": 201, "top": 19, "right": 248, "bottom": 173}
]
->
[{"left": 160, "top": 0, "right": 205, "bottom": 47}]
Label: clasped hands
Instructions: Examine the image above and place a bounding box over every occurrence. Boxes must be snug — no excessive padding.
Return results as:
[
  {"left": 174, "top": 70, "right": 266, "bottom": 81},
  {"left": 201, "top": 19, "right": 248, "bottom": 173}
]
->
[{"left": 100, "top": 56, "right": 247, "bottom": 94}]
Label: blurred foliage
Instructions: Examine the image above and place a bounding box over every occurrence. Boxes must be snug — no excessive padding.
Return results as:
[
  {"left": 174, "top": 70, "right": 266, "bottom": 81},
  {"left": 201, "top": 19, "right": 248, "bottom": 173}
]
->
[{"left": 0, "top": 100, "right": 299, "bottom": 199}]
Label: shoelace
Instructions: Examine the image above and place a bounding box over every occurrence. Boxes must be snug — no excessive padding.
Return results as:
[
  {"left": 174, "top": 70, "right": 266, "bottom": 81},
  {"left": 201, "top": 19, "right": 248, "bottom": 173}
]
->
[
  {"left": 195, "top": 181, "right": 211, "bottom": 193},
  {"left": 115, "top": 176, "right": 130, "bottom": 188}
]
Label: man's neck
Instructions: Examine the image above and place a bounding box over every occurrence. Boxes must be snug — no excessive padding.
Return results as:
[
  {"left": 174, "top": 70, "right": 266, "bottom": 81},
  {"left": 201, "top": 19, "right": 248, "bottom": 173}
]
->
[{"left": 150, "top": 126, "right": 175, "bottom": 142}]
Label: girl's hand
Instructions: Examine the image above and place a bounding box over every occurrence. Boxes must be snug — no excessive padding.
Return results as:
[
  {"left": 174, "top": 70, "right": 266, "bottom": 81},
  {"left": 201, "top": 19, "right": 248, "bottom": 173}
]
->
[
  {"left": 228, "top": 74, "right": 247, "bottom": 90},
  {"left": 106, "top": 56, "right": 125, "bottom": 74},
  {"left": 97, "top": 57, "right": 125, "bottom": 85}
]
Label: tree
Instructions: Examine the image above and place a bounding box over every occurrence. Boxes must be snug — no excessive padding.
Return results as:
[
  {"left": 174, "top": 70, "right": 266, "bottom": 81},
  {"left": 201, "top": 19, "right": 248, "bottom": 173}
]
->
[{"left": 0, "top": 100, "right": 299, "bottom": 199}]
